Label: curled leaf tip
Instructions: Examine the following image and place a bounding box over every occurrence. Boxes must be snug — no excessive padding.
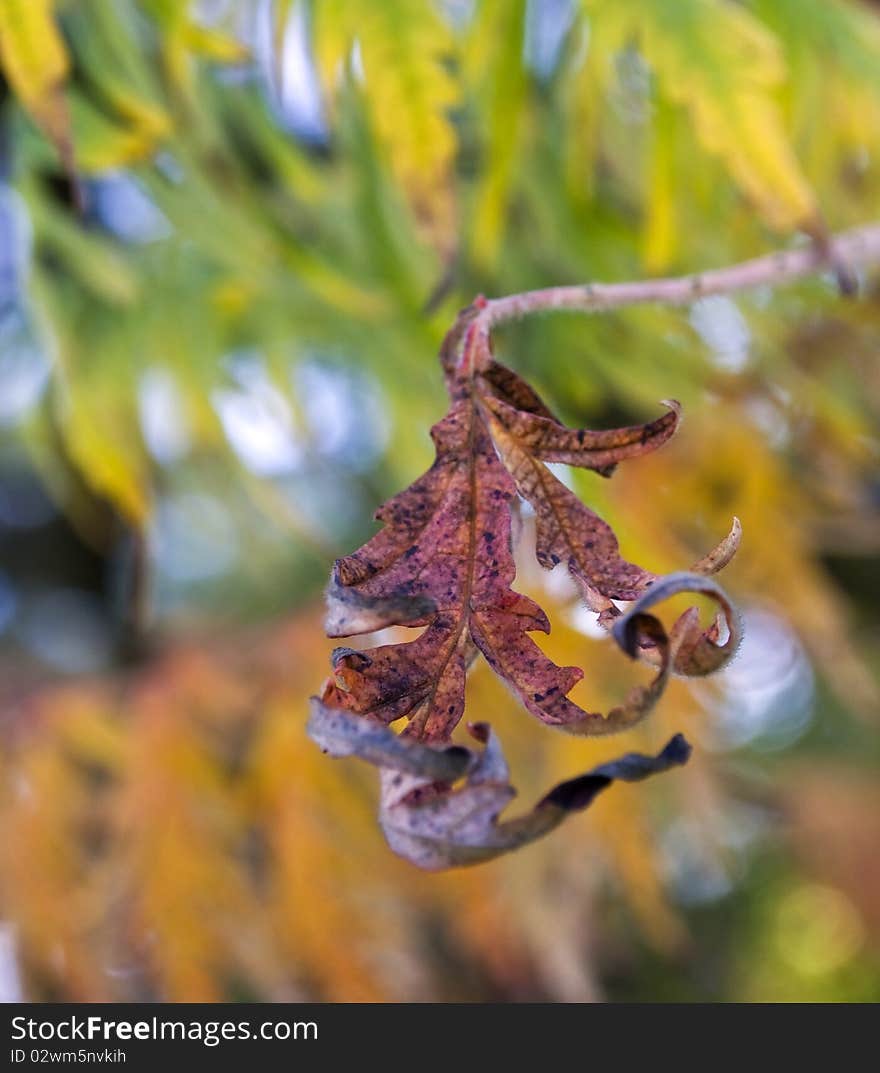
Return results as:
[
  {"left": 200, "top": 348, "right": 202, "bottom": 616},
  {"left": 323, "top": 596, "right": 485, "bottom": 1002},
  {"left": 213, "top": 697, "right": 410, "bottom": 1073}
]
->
[
  {"left": 379, "top": 725, "right": 693, "bottom": 870},
  {"left": 539, "top": 733, "right": 691, "bottom": 811},
  {"left": 612, "top": 570, "right": 742, "bottom": 678},
  {"left": 691, "top": 516, "right": 743, "bottom": 576}
]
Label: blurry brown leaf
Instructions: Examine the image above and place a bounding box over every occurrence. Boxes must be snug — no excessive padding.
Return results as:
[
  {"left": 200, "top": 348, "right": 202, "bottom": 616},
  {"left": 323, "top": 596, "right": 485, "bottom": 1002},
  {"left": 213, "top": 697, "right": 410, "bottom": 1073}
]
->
[{"left": 783, "top": 765, "right": 880, "bottom": 942}]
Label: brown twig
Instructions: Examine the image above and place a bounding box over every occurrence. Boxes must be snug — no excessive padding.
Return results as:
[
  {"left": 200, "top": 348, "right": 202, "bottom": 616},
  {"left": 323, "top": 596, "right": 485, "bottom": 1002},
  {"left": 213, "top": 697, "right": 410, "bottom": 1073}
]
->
[{"left": 479, "top": 221, "right": 880, "bottom": 327}]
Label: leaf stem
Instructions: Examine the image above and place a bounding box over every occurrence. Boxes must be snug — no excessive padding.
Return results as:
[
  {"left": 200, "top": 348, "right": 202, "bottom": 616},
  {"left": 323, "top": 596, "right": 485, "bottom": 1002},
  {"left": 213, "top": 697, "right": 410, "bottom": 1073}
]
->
[{"left": 480, "top": 221, "right": 880, "bottom": 327}]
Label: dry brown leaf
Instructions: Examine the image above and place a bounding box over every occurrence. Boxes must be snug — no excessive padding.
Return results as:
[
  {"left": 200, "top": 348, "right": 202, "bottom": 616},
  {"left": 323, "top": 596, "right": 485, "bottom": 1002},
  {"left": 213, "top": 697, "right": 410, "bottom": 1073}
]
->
[{"left": 310, "top": 299, "right": 742, "bottom": 867}]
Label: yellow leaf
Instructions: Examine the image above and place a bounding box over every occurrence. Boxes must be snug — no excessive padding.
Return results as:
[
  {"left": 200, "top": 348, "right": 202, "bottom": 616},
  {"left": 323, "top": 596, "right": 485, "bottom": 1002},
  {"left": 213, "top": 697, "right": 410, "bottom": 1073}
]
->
[
  {"left": 63, "top": 412, "right": 149, "bottom": 525},
  {"left": 583, "top": 0, "right": 819, "bottom": 231},
  {"left": 70, "top": 93, "right": 167, "bottom": 173},
  {"left": 463, "top": 0, "right": 529, "bottom": 266},
  {"left": 562, "top": 9, "right": 627, "bottom": 205},
  {"left": 642, "top": 93, "right": 677, "bottom": 271},
  {"left": 180, "top": 21, "right": 249, "bottom": 64},
  {"left": 142, "top": 0, "right": 247, "bottom": 95},
  {"left": 0, "top": 0, "right": 73, "bottom": 170},
  {"left": 312, "top": 0, "right": 458, "bottom": 251},
  {"left": 57, "top": 378, "right": 150, "bottom": 525}
]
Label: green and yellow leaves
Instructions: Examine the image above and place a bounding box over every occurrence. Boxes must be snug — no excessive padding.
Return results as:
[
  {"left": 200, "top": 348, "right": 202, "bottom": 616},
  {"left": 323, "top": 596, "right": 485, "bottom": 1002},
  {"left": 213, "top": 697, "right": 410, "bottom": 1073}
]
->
[
  {"left": 0, "top": 0, "right": 73, "bottom": 174},
  {"left": 61, "top": 0, "right": 172, "bottom": 173},
  {"left": 463, "top": 0, "right": 530, "bottom": 265},
  {"left": 0, "top": 0, "right": 250, "bottom": 181},
  {"left": 751, "top": 0, "right": 880, "bottom": 222},
  {"left": 4, "top": 3, "right": 852, "bottom": 606},
  {"left": 303, "top": 0, "right": 832, "bottom": 265},
  {"left": 312, "top": 300, "right": 741, "bottom": 867},
  {"left": 580, "top": 0, "right": 819, "bottom": 261},
  {"left": 141, "top": 0, "right": 248, "bottom": 95},
  {"left": 311, "top": 0, "right": 458, "bottom": 250},
  {"left": 4, "top": 0, "right": 864, "bottom": 287}
]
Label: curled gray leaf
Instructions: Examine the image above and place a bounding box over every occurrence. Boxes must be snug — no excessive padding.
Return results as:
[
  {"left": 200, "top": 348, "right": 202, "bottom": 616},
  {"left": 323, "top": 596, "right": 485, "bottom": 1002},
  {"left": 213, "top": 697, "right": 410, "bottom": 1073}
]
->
[{"left": 308, "top": 699, "right": 691, "bottom": 870}]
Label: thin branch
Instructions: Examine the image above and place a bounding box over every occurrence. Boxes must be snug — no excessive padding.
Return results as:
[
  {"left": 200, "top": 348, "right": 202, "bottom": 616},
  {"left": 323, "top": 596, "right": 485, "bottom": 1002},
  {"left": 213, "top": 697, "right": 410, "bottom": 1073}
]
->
[{"left": 482, "top": 221, "right": 880, "bottom": 327}]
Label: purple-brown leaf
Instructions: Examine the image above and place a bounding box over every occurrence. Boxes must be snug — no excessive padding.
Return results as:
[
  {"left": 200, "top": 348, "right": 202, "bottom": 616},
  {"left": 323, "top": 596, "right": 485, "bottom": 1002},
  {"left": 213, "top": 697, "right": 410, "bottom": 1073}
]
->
[
  {"left": 310, "top": 301, "right": 743, "bottom": 868},
  {"left": 320, "top": 345, "right": 711, "bottom": 740}
]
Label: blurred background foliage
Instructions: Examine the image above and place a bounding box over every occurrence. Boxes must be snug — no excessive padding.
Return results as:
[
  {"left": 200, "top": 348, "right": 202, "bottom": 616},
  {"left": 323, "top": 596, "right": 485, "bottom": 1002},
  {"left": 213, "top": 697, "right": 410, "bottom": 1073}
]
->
[{"left": 0, "top": 0, "right": 879, "bottom": 1002}]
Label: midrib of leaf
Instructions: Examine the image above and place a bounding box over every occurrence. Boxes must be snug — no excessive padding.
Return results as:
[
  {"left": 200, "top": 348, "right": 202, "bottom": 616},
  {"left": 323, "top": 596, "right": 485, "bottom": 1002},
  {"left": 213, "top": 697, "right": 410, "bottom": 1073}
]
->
[{"left": 408, "top": 386, "right": 484, "bottom": 738}]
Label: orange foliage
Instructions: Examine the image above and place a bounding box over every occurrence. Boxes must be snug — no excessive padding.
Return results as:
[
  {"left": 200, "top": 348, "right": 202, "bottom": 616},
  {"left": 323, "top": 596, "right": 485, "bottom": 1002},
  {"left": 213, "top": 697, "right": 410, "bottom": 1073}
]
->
[{"left": 0, "top": 595, "right": 708, "bottom": 1001}]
